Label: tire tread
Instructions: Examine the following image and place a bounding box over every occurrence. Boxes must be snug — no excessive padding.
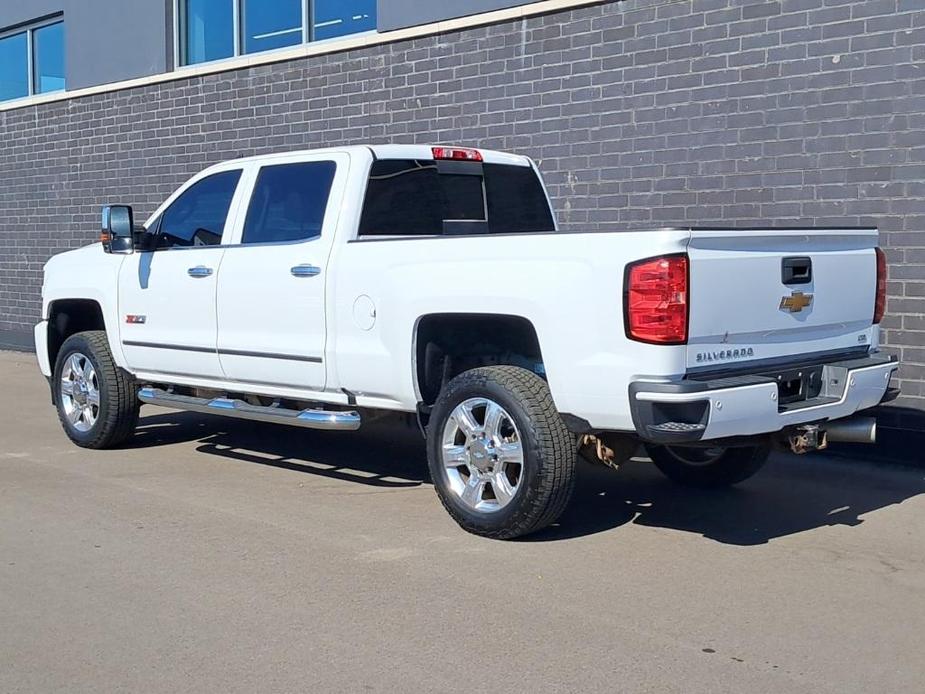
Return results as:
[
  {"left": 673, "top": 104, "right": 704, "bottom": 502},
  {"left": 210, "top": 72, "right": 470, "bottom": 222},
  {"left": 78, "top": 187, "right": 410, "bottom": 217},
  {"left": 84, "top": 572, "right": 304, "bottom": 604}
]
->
[
  {"left": 428, "top": 366, "right": 576, "bottom": 539},
  {"left": 54, "top": 330, "right": 138, "bottom": 449}
]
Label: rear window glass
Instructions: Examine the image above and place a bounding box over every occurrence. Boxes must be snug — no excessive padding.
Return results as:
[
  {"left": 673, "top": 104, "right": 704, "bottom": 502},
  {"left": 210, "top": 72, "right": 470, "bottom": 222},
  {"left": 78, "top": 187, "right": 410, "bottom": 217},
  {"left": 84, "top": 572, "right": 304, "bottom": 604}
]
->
[
  {"left": 358, "top": 159, "right": 555, "bottom": 237},
  {"left": 484, "top": 164, "right": 557, "bottom": 234}
]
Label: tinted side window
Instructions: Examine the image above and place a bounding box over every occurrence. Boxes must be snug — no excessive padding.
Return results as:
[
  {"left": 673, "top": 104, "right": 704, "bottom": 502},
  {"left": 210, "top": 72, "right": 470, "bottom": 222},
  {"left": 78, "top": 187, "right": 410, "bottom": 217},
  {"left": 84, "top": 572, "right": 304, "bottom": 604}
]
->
[
  {"left": 242, "top": 161, "right": 337, "bottom": 244},
  {"left": 158, "top": 170, "right": 242, "bottom": 248}
]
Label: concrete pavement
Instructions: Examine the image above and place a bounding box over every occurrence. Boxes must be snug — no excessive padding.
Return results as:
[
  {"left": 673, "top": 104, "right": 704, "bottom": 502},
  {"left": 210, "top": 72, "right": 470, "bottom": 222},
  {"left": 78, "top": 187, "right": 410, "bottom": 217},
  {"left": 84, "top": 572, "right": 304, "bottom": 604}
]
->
[{"left": 1, "top": 350, "right": 924, "bottom": 693}]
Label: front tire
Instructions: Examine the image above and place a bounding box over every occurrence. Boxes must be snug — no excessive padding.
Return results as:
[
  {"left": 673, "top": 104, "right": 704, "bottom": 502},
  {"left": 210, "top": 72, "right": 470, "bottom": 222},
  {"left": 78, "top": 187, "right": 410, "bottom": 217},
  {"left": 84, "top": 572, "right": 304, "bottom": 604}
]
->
[
  {"left": 427, "top": 366, "right": 576, "bottom": 539},
  {"left": 53, "top": 331, "right": 139, "bottom": 449},
  {"left": 645, "top": 443, "right": 770, "bottom": 488}
]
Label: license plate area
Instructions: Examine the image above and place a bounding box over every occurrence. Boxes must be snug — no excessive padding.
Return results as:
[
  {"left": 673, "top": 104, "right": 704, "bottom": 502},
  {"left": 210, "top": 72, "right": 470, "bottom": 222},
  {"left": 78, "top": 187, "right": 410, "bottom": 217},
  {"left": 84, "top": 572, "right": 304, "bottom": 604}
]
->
[{"left": 762, "top": 364, "right": 825, "bottom": 406}]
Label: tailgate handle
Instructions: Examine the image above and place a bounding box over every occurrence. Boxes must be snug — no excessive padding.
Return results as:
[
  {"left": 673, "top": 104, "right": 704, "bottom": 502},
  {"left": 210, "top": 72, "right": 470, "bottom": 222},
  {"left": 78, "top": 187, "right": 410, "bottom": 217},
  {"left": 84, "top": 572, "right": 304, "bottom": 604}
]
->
[{"left": 782, "top": 257, "right": 812, "bottom": 285}]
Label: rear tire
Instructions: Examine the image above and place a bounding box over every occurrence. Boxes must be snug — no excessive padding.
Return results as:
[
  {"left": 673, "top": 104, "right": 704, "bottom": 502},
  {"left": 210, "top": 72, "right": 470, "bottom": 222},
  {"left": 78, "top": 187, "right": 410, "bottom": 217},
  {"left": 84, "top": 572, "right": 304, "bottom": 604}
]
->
[
  {"left": 427, "top": 366, "right": 577, "bottom": 539},
  {"left": 53, "top": 331, "right": 139, "bottom": 449},
  {"left": 645, "top": 443, "right": 770, "bottom": 488}
]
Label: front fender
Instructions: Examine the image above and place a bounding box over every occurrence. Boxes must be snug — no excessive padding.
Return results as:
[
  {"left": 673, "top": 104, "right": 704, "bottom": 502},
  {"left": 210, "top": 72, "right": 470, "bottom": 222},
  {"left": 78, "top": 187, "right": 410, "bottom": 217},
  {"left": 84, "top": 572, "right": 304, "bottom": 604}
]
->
[{"left": 41, "top": 244, "right": 129, "bottom": 370}]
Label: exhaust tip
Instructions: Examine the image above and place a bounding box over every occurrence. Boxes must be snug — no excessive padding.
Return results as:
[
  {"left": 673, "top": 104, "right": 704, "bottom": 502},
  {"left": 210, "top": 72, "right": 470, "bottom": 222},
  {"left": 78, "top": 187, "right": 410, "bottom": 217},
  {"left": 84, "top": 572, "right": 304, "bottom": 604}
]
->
[{"left": 825, "top": 417, "right": 877, "bottom": 445}]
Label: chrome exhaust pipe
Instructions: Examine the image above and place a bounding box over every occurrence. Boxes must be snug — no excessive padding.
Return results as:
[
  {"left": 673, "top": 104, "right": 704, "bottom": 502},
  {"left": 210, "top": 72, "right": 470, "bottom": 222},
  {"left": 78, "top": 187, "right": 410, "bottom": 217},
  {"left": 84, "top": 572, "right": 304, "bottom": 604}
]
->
[{"left": 824, "top": 417, "right": 877, "bottom": 444}]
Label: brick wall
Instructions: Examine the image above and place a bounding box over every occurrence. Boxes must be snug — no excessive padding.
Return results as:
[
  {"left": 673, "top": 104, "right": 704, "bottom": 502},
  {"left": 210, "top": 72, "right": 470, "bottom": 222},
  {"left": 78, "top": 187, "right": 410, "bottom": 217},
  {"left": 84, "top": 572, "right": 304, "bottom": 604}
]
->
[{"left": 1, "top": 0, "right": 923, "bottom": 412}]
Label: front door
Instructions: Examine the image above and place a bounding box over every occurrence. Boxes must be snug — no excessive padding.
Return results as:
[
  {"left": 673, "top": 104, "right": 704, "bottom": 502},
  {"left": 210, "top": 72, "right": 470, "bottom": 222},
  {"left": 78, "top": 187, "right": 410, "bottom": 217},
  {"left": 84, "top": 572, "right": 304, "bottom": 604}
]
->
[
  {"left": 119, "top": 168, "right": 245, "bottom": 380},
  {"left": 216, "top": 153, "right": 348, "bottom": 390}
]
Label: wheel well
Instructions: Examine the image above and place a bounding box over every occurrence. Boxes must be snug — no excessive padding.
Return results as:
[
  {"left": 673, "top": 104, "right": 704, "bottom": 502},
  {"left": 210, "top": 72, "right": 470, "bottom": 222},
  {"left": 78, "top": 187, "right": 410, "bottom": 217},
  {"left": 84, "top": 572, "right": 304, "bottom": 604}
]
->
[
  {"left": 47, "top": 299, "right": 106, "bottom": 369},
  {"left": 415, "top": 314, "right": 544, "bottom": 405}
]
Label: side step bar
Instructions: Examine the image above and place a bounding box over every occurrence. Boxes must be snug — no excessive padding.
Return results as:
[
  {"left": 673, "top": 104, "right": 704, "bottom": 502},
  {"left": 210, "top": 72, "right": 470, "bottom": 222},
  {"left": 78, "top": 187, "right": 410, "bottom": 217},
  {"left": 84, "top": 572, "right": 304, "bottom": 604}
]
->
[{"left": 137, "top": 386, "right": 361, "bottom": 431}]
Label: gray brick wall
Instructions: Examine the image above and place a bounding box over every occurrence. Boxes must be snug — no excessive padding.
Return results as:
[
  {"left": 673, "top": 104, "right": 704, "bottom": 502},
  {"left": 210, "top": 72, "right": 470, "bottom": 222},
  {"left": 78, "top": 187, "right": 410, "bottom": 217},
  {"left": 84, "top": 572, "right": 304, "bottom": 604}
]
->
[{"left": 1, "top": 0, "right": 924, "bottom": 413}]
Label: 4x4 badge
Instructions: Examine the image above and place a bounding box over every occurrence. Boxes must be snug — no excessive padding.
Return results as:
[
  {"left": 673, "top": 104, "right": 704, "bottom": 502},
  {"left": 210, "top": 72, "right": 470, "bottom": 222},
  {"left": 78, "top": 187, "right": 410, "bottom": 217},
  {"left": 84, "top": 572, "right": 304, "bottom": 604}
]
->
[{"left": 780, "top": 291, "right": 813, "bottom": 313}]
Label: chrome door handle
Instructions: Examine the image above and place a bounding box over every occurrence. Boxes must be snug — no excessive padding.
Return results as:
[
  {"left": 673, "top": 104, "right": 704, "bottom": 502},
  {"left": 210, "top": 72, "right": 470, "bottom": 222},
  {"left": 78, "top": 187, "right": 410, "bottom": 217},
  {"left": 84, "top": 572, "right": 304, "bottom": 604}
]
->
[
  {"left": 187, "top": 265, "right": 213, "bottom": 278},
  {"left": 291, "top": 264, "right": 321, "bottom": 278}
]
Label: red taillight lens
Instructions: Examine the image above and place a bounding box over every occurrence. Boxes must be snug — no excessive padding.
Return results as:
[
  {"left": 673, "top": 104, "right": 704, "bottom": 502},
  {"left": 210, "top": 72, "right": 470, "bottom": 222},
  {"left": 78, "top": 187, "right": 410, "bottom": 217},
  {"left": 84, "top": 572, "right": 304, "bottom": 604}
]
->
[
  {"left": 625, "top": 255, "right": 689, "bottom": 344},
  {"left": 874, "top": 247, "right": 887, "bottom": 324},
  {"left": 432, "top": 146, "right": 483, "bottom": 162}
]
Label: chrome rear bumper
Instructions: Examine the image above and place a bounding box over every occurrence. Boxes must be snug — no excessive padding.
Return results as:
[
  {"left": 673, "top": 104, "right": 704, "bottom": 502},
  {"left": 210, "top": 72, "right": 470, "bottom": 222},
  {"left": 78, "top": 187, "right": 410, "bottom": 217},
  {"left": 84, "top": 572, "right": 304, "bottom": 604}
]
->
[{"left": 630, "top": 352, "right": 898, "bottom": 444}]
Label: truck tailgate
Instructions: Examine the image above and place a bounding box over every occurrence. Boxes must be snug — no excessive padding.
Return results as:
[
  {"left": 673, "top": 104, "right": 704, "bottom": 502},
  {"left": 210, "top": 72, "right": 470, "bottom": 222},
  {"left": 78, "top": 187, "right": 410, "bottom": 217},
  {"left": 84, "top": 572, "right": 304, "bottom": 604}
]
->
[{"left": 685, "top": 228, "right": 879, "bottom": 371}]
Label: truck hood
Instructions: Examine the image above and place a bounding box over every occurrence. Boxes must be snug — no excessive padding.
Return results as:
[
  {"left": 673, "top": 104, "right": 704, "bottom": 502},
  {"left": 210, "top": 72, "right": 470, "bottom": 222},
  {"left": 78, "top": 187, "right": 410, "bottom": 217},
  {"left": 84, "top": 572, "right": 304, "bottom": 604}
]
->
[
  {"left": 42, "top": 242, "right": 125, "bottom": 313},
  {"left": 43, "top": 242, "right": 110, "bottom": 276}
]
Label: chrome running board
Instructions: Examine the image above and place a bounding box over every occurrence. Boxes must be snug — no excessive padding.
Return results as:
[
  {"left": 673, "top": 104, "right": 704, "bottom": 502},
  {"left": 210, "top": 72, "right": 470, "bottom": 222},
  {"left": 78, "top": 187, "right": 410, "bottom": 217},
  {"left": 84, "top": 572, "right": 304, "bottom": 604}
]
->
[{"left": 137, "top": 386, "right": 361, "bottom": 431}]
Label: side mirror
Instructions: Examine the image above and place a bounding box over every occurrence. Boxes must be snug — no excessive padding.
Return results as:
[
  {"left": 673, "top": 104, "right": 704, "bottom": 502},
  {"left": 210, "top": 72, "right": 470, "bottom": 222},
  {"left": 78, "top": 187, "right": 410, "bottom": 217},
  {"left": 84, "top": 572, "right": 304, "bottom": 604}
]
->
[{"left": 101, "top": 205, "right": 135, "bottom": 254}]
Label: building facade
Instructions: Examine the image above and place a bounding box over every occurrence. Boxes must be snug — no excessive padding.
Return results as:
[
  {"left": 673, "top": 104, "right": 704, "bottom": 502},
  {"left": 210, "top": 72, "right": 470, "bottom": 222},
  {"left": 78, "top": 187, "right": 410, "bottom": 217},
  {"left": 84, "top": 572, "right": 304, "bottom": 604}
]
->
[{"left": 1, "top": 0, "right": 924, "bottom": 423}]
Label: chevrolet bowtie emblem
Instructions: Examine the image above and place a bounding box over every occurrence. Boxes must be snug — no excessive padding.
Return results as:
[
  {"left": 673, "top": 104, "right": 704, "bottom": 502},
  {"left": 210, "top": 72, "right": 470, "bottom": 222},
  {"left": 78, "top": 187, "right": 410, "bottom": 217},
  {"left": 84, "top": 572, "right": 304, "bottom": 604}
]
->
[{"left": 780, "top": 291, "right": 813, "bottom": 313}]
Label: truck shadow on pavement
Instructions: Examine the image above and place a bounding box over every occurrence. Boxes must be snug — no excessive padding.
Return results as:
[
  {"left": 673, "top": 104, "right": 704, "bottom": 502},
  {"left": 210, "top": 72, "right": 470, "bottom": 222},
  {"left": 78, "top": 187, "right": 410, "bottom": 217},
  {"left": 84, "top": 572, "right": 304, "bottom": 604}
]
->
[
  {"left": 129, "top": 410, "right": 925, "bottom": 545},
  {"left": 535, "top": 456, "right": 925, "bottom": 545},
  {"left": 130, "top": 411, "right": 428, "bottom": 488}
]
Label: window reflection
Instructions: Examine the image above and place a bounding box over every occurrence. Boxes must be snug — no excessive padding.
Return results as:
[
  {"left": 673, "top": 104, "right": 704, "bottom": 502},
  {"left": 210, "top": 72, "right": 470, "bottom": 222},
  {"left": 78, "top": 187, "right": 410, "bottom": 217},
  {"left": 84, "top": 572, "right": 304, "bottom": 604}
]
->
[
  {"left": 33, "top": 23, "right": 65, "bottom": 94},
  {"left": 314, "top": 0, "right": 376, "bottom": 41},
  {"left": 243, "top": 0, "right": 302, "bottom": 54},
  {"left": 182, "top": 0, "right": 234, "bottom": 65},
  {"left": 179, "top": 0, "right": 378, "bottom": 66},
  {"left": 0, "top": 32, "right": 29, "bottom": 101}
]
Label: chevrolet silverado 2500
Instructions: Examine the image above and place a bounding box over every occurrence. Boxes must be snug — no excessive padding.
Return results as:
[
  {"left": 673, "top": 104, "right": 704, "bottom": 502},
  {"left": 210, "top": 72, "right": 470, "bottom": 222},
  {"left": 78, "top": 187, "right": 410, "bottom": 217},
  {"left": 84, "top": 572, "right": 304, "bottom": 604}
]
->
[{"left": 35, "top": 145, "right": 899, "bottom": 538}]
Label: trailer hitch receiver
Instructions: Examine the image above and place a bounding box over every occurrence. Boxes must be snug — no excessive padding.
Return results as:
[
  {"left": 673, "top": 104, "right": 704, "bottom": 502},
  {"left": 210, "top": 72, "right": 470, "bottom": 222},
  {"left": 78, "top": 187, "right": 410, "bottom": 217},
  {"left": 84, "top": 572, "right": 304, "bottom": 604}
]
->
[{"left": 787, "top": 424, "right": 828, "bottom": 455}]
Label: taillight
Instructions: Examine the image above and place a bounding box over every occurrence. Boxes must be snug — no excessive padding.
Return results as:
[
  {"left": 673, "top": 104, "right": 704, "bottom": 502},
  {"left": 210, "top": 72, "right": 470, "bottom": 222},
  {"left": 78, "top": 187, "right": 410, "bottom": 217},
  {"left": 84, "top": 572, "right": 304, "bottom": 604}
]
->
[
  {"left": 874, "top": 247, "right": 887, "bottom": 324},
  {"left": 432, "top": 146, "right": 482, "bottom": 162},
  {"left": 625, "top": 254, "right": 689, "bottom": 344}
]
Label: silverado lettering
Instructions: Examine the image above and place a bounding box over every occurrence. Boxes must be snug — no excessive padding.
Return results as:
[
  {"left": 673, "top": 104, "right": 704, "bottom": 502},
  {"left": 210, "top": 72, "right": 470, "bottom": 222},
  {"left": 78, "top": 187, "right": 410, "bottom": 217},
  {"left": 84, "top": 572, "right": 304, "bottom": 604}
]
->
[{"left": 695, "top": 348, "right": 756, "bottom": 363}]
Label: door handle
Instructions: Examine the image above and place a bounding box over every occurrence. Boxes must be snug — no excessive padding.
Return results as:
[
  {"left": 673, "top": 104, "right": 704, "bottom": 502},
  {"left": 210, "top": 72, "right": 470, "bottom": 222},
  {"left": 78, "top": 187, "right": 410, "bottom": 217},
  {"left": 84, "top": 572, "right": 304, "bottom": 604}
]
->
[
  {"left": 187, "top": 265, "right": 213, "bottom": 278},
  {"left": 291, "top": 264, "right": 321, "bottom": 278}
]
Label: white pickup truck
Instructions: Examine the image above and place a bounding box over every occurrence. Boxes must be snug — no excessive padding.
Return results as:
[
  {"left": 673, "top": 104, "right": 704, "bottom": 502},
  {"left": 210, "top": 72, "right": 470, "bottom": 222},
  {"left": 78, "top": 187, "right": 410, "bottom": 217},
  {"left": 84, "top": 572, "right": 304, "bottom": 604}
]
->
[{"left": 35, "top": 144, "right": 898, "bottom": 538}]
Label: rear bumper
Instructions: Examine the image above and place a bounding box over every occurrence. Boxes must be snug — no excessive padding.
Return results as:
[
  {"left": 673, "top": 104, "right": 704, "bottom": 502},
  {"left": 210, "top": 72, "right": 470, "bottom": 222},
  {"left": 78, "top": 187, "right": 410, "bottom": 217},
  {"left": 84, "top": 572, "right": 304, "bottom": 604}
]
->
[{"left": 630, "top": 352, "right": 898, "bottom": 444}]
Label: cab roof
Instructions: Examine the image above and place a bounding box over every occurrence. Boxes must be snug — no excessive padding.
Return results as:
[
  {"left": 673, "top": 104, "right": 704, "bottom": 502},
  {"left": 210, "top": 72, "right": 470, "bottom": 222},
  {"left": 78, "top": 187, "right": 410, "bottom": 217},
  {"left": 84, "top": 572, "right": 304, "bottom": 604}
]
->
[{"left": 211, "top": 144, "right": 533, "bottom": 169}]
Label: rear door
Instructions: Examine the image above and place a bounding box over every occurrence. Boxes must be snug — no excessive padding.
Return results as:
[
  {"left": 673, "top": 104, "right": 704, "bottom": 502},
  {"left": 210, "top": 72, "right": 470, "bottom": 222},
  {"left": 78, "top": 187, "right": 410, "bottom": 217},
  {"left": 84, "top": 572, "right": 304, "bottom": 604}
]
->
[
  {"left": 685, "top": 228, "right": 879, "bottom": 371},
  {"left": 215, "top": 152, "right": 349, "bottom": 390}
]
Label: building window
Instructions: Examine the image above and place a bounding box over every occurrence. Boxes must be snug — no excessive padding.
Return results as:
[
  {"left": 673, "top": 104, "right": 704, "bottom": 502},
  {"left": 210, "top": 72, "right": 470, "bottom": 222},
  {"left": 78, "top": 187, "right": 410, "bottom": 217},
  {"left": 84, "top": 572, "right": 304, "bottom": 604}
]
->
[
  {"left": 33, "top": 22, "right": 65, "bottom": 94},
  {"left": 178, "top": 0, "right": 377, "bottom": 66},
  {"left": 0, "top": 19, "right": 65, "bottom": 102},
  {"left": 0, "top": 32, "right": 28, "bottom": 101},
  {"left": 181, "top": 0, "right": 234, "bottom": 65},
  {"left": 242, "top": 0, "right": 302, "bottom": 54},
  {"left": 313, "top": 0, "right": 376, "bottom": 41}
]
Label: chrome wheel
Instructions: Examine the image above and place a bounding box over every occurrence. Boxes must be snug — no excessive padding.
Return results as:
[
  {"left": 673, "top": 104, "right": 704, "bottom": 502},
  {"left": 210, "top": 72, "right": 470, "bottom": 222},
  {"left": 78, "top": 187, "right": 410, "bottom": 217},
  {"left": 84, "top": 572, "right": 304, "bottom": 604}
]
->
[
  {"left": 441, "top": 397, "right": 524, "bottom": 513},
  {"left": 663, "top": 445, "right": 726, "bottom": 467},
  {"left": 59, "top": 352, "right": 100, "bottom": 433}
]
